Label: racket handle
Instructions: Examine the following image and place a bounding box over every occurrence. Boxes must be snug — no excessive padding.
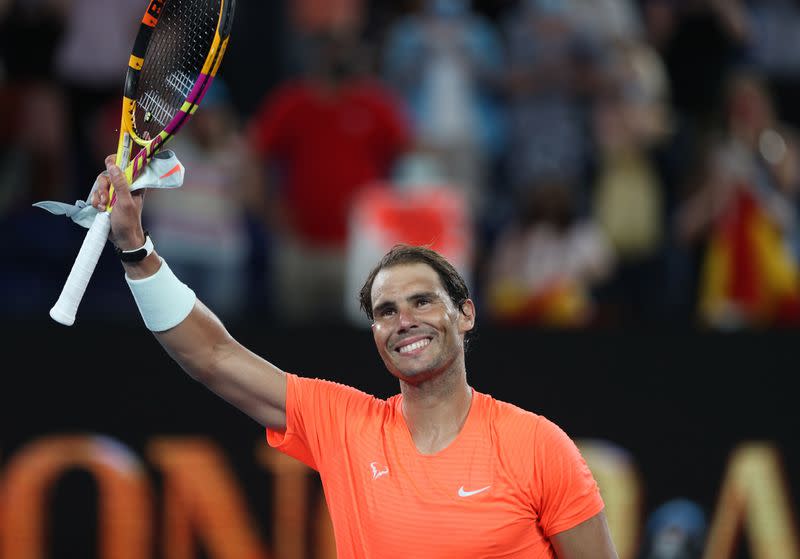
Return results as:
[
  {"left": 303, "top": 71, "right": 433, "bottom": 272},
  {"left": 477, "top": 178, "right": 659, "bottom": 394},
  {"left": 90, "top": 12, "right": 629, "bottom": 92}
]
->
[{"left": 50, "top": 211, "right": 112, "bottom": 326}]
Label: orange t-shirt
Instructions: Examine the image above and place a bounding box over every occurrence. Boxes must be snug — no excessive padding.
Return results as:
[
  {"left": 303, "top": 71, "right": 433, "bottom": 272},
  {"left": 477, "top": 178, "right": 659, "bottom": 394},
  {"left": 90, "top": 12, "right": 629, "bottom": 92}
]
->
[{"left": 267, "top": 374, "right": 604, "bottom": 558}]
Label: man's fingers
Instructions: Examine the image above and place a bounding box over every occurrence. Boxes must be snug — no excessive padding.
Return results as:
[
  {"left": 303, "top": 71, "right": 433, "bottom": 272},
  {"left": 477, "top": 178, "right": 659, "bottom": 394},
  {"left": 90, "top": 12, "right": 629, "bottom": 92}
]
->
[
  {"left": 93, "top": 172, "right": 111, "bottom": 209},
  {"left": 105, "top": 158, "right": 131, "bottom": 195}
]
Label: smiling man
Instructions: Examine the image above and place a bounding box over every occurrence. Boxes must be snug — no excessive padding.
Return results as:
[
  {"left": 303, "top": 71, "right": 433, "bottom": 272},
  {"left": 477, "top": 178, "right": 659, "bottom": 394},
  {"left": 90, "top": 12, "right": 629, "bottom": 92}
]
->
[{"left": 92, "top": 155, "right": 619, "bottom": 558}]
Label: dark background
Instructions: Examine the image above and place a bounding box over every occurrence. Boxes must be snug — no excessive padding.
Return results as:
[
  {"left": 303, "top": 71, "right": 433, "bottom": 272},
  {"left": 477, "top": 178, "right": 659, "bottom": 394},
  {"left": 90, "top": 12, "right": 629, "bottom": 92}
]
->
[{"left": 2, "top": 319, "right": 798, "bottom": 558}]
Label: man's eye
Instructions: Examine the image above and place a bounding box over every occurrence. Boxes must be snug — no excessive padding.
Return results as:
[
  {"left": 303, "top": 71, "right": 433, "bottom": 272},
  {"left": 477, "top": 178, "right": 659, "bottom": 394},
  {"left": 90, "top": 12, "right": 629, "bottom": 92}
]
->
[{"left": 379, "top": 308, "right": 396, "bottom": 318}]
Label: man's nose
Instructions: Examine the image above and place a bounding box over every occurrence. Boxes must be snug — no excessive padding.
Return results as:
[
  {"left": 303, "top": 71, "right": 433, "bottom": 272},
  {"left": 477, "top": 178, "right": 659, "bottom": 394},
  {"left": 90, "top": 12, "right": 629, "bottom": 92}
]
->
[{"left": 397, "top": 306, "right": 417, "bottom": 330}]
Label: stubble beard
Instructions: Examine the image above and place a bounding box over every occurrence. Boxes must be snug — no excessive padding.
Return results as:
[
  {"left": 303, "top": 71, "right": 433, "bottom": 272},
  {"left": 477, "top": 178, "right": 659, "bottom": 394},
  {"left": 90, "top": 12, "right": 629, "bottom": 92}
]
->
[{"left": 391, "top": 342, "right": 463, "bottom": 390}]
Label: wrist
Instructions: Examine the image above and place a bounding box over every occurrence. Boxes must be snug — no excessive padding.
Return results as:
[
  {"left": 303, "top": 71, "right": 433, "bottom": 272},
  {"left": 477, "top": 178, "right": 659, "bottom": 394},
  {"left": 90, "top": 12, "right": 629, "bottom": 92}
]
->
[
  {"left": 122, "top": 251, "right": 162, "bottom": 279},
  {"left": 114, "top": 229, "right": 147, "bottom": 252},
  {"left": 126, "top": 257, "right": 196, "bottom": 331},
  {"left": 115, "top": 230, "right": 153, "bottom": 262}
]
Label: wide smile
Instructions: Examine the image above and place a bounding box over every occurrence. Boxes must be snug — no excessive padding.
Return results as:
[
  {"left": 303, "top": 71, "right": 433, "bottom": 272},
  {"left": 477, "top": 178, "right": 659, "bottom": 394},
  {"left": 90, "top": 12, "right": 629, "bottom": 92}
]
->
[{"left": 395, "top": 337, "right": 432, "bottom": 355}]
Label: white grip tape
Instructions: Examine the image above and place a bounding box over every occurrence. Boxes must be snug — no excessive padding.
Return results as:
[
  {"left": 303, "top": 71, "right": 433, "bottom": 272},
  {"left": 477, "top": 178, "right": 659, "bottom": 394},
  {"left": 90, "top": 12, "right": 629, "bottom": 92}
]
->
[
  {"left": 50, "top": 211, "right": 112, "bottom": 326},
  {"left": 126, "top": 258, "right": 196, "bottom": 332}
]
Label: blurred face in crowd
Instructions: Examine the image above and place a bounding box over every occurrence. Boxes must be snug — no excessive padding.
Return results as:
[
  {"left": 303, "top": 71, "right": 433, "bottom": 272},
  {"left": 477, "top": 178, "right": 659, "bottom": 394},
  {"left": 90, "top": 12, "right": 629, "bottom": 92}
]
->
[
  {"left": 189, "top": 106, "right": 232, "bottom": 148},
  {"left": 520, "top": 179, "right": 577, "bottom": 230},
  {"left": 308, "top": 30, "right": 366, "bottom": 85},
  {"left": 727, "top": 74, "right": 774, "bottom": 134},
  {"left": 370, "top": 263, "right": 474, "bottom": 385}
]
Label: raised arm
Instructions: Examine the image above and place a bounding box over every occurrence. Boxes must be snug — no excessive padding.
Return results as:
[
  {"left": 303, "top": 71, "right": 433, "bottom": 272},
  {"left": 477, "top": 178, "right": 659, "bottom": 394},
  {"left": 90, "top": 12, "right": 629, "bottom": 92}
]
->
[{"left": 93, "top": 155, "right": 287, "bottom": 429}]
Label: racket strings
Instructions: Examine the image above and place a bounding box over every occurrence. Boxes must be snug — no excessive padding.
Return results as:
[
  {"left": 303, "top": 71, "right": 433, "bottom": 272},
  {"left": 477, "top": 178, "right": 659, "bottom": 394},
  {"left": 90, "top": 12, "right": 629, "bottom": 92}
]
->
[{"left": 134, "top": 0, "right": 221, "bottom": 138}]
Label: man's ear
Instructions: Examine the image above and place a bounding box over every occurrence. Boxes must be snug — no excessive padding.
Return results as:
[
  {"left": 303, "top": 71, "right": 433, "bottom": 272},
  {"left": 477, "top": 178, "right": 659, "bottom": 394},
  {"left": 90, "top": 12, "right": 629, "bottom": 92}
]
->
[{"left": 459, "top": 299, "right": 476, "bottom": 333}]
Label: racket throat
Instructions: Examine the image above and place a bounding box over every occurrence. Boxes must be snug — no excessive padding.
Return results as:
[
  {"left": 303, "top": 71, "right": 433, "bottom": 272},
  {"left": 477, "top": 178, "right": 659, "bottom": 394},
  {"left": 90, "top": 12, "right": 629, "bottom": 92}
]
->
[{"left": 117, "top": 130, "right": 133, "bottom": 169}]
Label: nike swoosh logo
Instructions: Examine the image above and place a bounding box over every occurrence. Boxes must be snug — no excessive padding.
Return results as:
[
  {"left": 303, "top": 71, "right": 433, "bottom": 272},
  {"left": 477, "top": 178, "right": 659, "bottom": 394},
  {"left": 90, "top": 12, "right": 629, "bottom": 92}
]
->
[
  {"left": 458, "top": 485, "right": 491, "bottom": 497},
  {"left": 159, "top": 164, "right": 182, "bottom": 179}
]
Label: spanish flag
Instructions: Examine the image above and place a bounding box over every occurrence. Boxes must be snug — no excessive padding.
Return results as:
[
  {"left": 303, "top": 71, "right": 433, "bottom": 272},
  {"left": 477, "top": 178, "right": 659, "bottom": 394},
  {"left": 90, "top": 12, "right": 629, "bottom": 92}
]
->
[{"left": 699, "top": 186, "right": 800, "bottom": 328}]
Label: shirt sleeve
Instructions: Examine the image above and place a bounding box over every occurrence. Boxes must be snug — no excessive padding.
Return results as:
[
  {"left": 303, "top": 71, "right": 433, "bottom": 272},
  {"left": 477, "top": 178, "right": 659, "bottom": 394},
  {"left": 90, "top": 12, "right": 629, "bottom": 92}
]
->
[
  {"left": 265, "top": 373, "right": 378, "bottom": 472},
  {"left": 533, "top": 417, "right": 605, "bottom": 537}
]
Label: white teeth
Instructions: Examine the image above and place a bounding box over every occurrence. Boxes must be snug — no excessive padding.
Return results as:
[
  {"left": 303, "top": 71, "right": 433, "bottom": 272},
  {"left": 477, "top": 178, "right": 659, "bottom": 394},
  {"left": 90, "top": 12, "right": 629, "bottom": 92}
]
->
[{"left": 398, "top": 339, "right": 430, "bottom": 354}]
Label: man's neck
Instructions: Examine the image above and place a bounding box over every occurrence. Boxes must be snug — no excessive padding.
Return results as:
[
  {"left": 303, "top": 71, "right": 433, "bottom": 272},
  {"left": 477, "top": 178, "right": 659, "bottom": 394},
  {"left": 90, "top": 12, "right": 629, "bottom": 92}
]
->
[{"left": 400, "top": 369, "right": 473, "bottom": 455}]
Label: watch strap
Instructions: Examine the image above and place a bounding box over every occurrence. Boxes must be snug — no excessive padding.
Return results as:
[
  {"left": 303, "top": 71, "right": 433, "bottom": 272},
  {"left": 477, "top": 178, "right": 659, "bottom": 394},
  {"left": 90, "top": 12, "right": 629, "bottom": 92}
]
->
[{"left": 116, "top": 232, "right": 154, "bottom": 263}]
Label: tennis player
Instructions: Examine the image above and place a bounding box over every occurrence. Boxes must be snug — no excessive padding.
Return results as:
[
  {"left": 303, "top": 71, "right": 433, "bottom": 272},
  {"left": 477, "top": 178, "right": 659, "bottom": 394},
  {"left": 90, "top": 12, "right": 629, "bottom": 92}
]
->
[{"left": 94, "top": 155, "right": 619, "bottom": 558}]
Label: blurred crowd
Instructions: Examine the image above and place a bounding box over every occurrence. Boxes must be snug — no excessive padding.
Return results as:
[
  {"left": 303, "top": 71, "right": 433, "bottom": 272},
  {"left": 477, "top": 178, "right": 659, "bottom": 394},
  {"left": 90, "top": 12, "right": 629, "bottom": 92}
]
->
[{"left": 4, "top": 0, "right": 800, "bottom": 332}]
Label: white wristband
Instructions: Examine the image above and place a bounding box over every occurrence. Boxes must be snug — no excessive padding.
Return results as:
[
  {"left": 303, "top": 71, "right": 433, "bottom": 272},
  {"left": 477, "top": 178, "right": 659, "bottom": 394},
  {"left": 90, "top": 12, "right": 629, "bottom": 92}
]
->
[{"left": 126, "top": 258, "right": 196, "bottom": 331}]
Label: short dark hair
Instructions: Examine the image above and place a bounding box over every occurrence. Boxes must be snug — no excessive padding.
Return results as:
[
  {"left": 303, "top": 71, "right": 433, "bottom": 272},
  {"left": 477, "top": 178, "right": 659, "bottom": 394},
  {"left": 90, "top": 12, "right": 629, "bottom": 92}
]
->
[{"left": 359, "top": 244, "right": 471, "bottom": 322}]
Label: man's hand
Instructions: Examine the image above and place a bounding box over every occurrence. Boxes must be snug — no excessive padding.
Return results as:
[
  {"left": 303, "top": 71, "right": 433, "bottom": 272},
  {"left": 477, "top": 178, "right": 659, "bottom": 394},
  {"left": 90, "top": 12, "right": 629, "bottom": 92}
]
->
[{"left": 91, "top": 154, "right": 147, "bottom": 250}]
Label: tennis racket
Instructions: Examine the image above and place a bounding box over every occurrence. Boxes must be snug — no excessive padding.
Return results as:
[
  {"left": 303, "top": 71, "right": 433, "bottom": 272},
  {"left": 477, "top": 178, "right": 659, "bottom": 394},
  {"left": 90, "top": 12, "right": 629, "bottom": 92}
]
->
[{"left": 50, "top": 0, "right": 236, "bottom": 326}]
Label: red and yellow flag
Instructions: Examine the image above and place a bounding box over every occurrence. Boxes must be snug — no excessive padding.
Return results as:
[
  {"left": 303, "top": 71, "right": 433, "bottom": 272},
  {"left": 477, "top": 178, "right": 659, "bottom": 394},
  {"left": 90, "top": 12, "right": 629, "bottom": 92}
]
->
[{"left": 699, "top": 187, "right": 800, "bottom": 327}]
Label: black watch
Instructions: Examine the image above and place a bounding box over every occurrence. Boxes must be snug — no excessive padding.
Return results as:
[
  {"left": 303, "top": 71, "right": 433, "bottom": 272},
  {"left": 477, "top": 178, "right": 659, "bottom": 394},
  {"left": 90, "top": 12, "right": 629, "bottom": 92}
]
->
[{"left": 115, "top": 231, "right": 154, "bottom": 262}]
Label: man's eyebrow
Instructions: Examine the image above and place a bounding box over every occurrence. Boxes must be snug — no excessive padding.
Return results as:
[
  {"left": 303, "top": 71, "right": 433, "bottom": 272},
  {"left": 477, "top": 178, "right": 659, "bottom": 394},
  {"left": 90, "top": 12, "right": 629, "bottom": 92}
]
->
[
  {"left": 372, "top": 300, "right": 395, "bottom": 315},
  {"left": 373, "top": 291, "right": 441, "bottom": 315},
  {"left": 408, "top": 291, "right": 439, "bottom": 302}
]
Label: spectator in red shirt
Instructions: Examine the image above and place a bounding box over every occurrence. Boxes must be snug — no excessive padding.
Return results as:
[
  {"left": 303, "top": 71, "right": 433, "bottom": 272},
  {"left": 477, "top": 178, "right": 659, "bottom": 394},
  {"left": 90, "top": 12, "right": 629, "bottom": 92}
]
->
[{"left": 247, "top": 28, "right": 413, "bottom": 324}]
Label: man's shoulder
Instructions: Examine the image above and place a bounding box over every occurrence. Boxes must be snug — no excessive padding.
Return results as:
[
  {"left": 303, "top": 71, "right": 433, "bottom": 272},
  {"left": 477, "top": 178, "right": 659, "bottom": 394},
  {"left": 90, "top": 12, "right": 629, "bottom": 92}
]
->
[
  {"left": 472, "top": 392, "right": 557, "bottom": 473},
  {"left": 293, "top": 374, "right": 398, "bottom": 416},
  {"left": 476, "top": 390, "right": 548, "bottom": 431},
  {"left": 479, "top": 391, "right": 575, "bottom": 441},
  {"left": 478, "top": 390, "right": 537, "bottom": 416},
  {"left": 291, "top": 373, "right": 379, "bottom": 399}
]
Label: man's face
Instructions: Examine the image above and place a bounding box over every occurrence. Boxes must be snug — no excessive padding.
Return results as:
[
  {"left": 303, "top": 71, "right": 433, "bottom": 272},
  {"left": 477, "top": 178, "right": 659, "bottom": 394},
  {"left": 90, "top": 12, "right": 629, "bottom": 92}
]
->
[{"left": 370, "top": 263, "right": 474, "bottom": 384}]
